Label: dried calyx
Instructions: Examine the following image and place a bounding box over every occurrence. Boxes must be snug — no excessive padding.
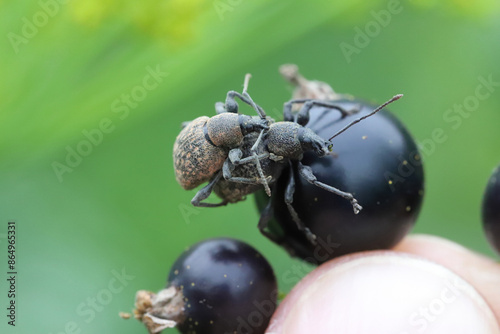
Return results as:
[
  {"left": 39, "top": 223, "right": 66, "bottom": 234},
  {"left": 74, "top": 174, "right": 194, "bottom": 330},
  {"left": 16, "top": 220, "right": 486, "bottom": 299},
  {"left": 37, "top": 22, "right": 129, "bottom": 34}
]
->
[
  {"left": 279, "top": 63, "right": 342, "bottom": 101},
  {"left": 122, "top": 285, "right": 186, "bottom": 334}
]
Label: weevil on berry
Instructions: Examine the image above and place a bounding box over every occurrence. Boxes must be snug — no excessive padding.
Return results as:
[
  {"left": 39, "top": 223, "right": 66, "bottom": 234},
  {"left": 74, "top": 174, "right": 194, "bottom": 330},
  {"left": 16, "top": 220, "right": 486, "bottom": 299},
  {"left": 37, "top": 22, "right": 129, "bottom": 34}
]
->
[
  {"left": 173, "top": 76, "right": 271, "bottom": 197},
  {"left": 173, "top": 69, "right": 402, "bottom": 244}
]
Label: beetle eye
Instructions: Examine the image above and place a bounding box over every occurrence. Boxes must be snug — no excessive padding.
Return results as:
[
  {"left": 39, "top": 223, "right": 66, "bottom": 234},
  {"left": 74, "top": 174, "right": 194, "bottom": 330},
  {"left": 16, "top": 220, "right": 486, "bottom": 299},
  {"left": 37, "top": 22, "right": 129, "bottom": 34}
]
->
[{"left": 328, "top": 144, "right": 333, "bottom": 152}]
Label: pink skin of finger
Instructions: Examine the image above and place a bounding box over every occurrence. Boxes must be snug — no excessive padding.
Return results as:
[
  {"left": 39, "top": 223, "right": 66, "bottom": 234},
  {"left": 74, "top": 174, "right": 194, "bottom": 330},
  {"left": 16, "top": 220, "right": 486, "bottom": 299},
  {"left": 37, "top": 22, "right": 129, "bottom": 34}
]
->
[
  {"left": 394, "top": 234, "right": 500, "bottom": 323},
  {"left": 266, "top": 247, "right": 500, "bottom": 334}
]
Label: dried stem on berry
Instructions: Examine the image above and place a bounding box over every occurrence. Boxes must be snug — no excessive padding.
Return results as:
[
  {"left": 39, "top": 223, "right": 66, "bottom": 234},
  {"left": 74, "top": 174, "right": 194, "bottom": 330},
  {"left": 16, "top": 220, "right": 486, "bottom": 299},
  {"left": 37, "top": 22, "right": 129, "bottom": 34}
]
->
[{"left": 122, "top": 286, "right": 186, "bottom": 334}]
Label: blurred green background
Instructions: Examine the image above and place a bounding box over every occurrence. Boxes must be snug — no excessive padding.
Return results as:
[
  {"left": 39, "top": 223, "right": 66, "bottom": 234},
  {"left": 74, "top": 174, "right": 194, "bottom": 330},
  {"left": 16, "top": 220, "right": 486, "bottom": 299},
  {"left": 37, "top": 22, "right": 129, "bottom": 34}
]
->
[{"left": 1, "top": 0, "right": 500, "bottom": 333}]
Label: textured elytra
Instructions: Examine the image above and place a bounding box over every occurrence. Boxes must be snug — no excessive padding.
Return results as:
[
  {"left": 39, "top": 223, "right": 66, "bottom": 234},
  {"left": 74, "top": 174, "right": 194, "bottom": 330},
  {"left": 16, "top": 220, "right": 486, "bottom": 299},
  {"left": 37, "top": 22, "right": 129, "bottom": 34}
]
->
[
  {"left": 173, "top": 116, "right": 227, "bottom": 190},
  {"left": 267, "top": 122, "right": 303, "bottom": 159},
  {"left": 206, "top": 113, "right": 243, "bottom": 147}
]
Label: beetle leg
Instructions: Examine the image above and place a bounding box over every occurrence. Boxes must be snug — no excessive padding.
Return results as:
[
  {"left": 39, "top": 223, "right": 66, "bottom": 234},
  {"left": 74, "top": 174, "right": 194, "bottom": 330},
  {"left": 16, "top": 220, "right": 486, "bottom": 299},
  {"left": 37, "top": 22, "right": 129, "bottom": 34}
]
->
[
  {"left": 250, "top": 129, "right": 272, "bottom": 196},
  {"left": 253, "top": 151, "right": 272, "bottom": 196},
  {"left": 227, "top": 131, "right": 273, "bottom": 195},
  {"left": 257, "top": 189, "right": 282, "bottom": 243},
  {"left": 223, "top": 158, "right": 272, "bottom": 185},
  {"left": 222, "top": 157, "right": 236, "bottom": 180},
  {"left": 284, "top": 161, "right": 317, "bottom": 245},
  {"left": 228, "top": 148, "right": 243, "bottom": 164},
  {"left": 228, "top": 148, "right": 269, "bottom": 165},
  {"left": 191, "top": 171, "right": 228, "bottom": 207},
  {"left": 215, "top": 102, "right": 228, "bottom": 114},
  {"left": 224, "top": 175, "right": 272, "bottom": 185},
  {"left": 242, "top": 73, "right": 267, "bottom": 119},
  {"left": 297, "top": 162, "right": 363, "bottom": 214},
  {"left": 232, "top": 153, "right": 270, "bottom": 165},
  {"left": 269, "top": 153, "right": 284, "bottom": 162},
  {"left": 226, "top": 146, "right": 272, "bottom": 194},
  {"left": 225, "top": 90, "right": 267, "bottom": 119},
  {"left": 283, "top": 102, "right": 295, "bottom": 122},
  {"left": 224, "top": 176, "right": 272, "bottom": 185},
  {"left": 226, "top": 131, "right": 272, "bottom": 195},
  {"left": 284, "top": 99, "right": 359, "bottom": 126}
]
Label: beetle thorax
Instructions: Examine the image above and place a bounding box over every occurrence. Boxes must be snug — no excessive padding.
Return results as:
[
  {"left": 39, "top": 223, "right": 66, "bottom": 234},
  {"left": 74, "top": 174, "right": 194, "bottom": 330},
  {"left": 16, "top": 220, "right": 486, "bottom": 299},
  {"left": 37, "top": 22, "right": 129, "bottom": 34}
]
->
[{"left": 267, "top": 122, "right": 304, "bottom": 160}]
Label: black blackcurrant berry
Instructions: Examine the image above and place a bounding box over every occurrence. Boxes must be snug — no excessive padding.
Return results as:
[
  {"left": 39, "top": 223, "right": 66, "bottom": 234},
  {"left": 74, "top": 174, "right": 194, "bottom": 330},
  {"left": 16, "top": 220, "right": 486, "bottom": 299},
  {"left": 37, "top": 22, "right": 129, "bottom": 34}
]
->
[
  {"left": 256, "top": 98, "right": 424, "bottom": 263},
  {"left": 482, "top": 165, "right": 500, "bottom": 254},
  {"left": 131, "top": 238, "right": 277, "bottom": 334}
]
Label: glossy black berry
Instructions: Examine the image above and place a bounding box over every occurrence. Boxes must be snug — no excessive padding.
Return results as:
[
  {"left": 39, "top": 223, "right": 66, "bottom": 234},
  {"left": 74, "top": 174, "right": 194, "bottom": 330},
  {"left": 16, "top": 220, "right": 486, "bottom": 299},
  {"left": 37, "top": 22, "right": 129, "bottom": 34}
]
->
[
  {"left": 255, "top": 98, "right": 425, "bottom": 263},
  {"left": 171, "top": 238, "right": 277, "bottom": 334},
  {"left": 131, "top": 238, "right": 277, "bottom": 334},
  {"left": 482, "top": 165, "right": 500, "bottom": 254}
]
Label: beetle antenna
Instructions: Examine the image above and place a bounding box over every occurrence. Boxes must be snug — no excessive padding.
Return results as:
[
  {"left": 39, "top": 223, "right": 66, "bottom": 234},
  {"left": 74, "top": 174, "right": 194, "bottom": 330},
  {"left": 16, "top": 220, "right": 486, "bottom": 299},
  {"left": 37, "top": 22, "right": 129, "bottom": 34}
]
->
[
  {"left": 242, "top": 73, "right": 268, "bottom": 119},
  {"left": 243, "top": 73, "right": 252, "bottom": 93},
  {"left": 328, "top": 94, "right": 403, "bottom": 141}
]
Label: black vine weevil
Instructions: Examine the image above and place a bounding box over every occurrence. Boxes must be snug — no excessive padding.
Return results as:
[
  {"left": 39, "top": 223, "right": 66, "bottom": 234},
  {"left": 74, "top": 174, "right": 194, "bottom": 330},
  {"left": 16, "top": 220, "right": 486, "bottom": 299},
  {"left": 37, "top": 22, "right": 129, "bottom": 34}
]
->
[{"left": 173, "top": 71, "right": 402, "bottom": 244}]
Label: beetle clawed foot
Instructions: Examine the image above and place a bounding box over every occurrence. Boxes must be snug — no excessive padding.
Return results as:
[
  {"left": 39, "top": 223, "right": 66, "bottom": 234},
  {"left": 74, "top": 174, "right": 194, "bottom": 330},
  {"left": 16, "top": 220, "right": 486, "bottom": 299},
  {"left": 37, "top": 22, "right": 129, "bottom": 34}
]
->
[
  {"left": 260, "top": 176, "right": 273, "bottom": 197},
  {"left": 351, "top": 200, "right": 363, "bottom": 214},
  {"left": 257, "top": 119, "right": 270, "bottom": 131},
  {"left": 269, "top": 153, "right": 283, "bottom": 162},
  {"left": 349, "top": 103, "right": 363, "bottom": 115}
]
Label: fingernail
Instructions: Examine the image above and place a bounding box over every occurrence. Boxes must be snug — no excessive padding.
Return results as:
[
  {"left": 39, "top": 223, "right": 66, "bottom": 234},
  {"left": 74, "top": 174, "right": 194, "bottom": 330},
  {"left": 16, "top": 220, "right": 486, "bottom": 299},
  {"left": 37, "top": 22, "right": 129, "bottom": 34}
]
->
[{"left": 268, "top": 252, "right": 500, "bottom": 334}]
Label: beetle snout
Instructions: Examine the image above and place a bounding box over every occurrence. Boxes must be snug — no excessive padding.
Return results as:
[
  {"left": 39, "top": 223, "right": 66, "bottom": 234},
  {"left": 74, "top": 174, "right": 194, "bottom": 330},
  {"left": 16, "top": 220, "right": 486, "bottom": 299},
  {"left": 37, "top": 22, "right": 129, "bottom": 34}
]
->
[
  {"left": 319, "top": 142, "right": 334, "bottom": 157},
  {"left": 311, "top": 141, "right": 328, "bottom": 157}
]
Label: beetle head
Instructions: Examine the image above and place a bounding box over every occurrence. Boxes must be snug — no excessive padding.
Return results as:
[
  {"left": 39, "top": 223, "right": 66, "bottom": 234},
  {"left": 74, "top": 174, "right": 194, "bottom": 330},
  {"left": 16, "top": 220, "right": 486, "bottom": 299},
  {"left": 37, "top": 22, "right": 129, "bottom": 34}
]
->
[
  {"left": 240, "top": 115, "right": 270, "bottom": 136},
  {"left": 300, "top": 128, "right": 332, "bottom": 157}
]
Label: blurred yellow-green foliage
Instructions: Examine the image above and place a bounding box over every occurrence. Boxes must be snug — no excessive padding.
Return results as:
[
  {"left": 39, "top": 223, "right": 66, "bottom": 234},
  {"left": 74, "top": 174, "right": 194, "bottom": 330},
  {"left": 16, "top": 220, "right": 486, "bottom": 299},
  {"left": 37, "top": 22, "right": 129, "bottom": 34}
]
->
[{"left": 1, "top": 0, "right": 500, "bottom": 333}]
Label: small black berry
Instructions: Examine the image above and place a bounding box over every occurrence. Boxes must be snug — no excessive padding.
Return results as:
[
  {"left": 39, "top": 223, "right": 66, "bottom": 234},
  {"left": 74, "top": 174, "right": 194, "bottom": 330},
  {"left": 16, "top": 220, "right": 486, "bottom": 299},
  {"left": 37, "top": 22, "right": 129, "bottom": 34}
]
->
[
  {"left": 130, "top": 238, "right": 277, "bottom": 334},
  {"left": 482, "top": 165, "right": 500, "bottom": 254}
]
